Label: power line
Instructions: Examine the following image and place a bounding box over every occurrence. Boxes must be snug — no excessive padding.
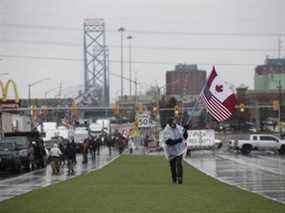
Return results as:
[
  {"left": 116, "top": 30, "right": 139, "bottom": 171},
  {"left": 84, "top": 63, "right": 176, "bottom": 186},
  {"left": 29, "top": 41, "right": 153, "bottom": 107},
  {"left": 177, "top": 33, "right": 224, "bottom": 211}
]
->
[
  {"left": 0, "top": 52, "right": 150, "bottom": 88},
  {"left": 1, "top": 23, "right": 285, "bottom": 37},
  {"left": 0, "top": 39, "right": 279, "bottom": 52},
  {"left": 0, "top": 53, "right": 259, "bottom": 66},
  {"left": 0, "top": 23, "right": 80, "bottom": 32}
]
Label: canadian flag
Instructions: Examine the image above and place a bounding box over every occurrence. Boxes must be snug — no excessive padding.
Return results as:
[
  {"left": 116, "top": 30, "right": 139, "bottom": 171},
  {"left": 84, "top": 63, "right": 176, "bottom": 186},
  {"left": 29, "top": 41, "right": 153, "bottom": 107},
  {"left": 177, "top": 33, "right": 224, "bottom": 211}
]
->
[{"left": 200, "top": 67, "right": 236, "bottom": 122}]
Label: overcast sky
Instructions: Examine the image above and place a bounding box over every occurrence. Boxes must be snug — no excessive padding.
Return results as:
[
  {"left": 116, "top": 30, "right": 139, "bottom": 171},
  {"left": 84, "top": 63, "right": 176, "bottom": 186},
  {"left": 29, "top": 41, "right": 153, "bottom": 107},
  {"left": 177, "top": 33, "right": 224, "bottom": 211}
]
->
[{"left": 0, "top": 0, "right": 285, "bottom": 101}]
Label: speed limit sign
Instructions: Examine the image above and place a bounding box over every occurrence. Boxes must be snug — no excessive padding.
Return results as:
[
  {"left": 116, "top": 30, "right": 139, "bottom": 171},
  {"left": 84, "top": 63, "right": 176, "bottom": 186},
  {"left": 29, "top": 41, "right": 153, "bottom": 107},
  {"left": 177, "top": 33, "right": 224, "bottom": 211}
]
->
[{"left": 136, "top": 113, "right": 152, "bottom": 127}]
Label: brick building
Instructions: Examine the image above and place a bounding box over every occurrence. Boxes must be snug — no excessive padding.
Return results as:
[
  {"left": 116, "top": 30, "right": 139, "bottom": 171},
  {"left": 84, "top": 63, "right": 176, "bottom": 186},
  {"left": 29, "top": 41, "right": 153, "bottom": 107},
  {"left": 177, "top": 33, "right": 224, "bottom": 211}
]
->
[{"left": 166, "top": 64, "right": 206, "bottom": 97}]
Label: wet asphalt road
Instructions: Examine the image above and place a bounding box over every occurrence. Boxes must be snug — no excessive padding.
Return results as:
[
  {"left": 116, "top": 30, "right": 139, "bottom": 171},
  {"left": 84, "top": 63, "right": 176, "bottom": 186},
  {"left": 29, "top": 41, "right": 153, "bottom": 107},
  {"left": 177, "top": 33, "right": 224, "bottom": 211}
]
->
[
  {"left": 185, "top": 150, "right": 285, "bottom": 204},
  {"left": 0, "top": 147, "right": 119, "bottom": 202}
]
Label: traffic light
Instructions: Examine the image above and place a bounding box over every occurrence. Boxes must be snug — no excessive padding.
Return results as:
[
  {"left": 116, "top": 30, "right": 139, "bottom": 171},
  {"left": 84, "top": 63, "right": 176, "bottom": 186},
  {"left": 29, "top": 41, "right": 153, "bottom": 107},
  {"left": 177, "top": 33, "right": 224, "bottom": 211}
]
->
[
  {"left": 31, "top": 105, "right": 37, "bottom": 118},
  {"left": 71, "top": 99, "right": 78, "bottom": 114},
  {"left": 133, "top": 120, "right": 139, "bottom": 129},
  {"left": 273, "top": 100, "right": 280, "bottom": 111},
  {"left": 152, "top": 105, "right": 159, "bottom": 114},
  {"left": 42, "top": 105, "right": 48, "bottom": 116},
  {"left": 240, "top": 103, "right": 245, "bottom": 112},
  {"left": 112, "top": 103, "right": 120, "bottom": 115},
  {"left": 136, "top": 103, "right": 144, "bottom": 113},
  {"left": 174, "top": 105, "right": 179, "bottom": 116}
]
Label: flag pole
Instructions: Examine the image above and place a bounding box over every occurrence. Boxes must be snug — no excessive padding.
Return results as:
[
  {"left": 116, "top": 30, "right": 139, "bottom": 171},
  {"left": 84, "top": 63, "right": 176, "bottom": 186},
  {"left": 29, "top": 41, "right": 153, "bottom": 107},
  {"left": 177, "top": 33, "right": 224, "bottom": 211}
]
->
[
  {"left": 183, "top": 66, "right": 215, "bottom": 128},
  {"left": 183, "top": 87, "right": 204, "bottom": 128}
]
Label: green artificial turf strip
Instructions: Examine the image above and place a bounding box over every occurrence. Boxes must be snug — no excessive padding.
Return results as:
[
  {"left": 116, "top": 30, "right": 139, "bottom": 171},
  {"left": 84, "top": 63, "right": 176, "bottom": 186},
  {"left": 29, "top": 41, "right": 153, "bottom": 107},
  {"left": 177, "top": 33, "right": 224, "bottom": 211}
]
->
[{"left": 0, "top": 155, "right": 284, "bottom": 213}]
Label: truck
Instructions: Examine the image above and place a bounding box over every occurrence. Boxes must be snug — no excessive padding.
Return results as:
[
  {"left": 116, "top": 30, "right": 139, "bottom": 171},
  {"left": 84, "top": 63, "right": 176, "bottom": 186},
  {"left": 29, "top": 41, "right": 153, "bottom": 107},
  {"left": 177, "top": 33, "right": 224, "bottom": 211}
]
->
[
  {"left": 0, "top": 136, "right": 33, "bottom": 172},
  {"left": 73, "top": 127, "right": 89, "bottom": 144},
  {"left": 0, "top": 131, "right": 47, "bottom": 172},
  {"left": 89, "top": 119, "right": 111, "bottom": 136},
  {"left": 55, "top": 126, "right": 74, "bottom": 140},
  {"left": 38, "top": 122, "right": 57, "bottom": 141},
  {"left": 1, "top": 112, "right": 31, "bottom": 133},
  {"left": 229, "top": 134, "right": 285, "bottom": 155}
]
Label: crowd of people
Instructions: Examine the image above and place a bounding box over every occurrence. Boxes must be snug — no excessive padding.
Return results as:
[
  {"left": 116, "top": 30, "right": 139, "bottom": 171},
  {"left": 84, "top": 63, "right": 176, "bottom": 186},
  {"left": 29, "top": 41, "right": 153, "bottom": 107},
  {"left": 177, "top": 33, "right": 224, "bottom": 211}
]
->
[{"left": 48, "top": 130, "right": 128, "bottom": 176}]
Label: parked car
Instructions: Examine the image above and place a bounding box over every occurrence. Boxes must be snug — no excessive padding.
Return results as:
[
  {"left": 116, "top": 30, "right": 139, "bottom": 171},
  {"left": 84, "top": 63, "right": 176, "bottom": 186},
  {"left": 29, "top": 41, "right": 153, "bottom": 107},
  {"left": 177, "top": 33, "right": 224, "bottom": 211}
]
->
[
  {"left": 0, "top": 136, "right": 34, "bottom": 172},
  {"left": 229, "top": 134, "right": 285, "bottom": 155}
]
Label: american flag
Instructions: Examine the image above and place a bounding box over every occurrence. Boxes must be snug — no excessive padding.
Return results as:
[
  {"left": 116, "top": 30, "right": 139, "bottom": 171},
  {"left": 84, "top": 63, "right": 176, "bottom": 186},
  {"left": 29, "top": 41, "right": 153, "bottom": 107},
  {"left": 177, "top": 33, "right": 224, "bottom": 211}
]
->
[{"left": 200, "top": 67, "right": 236, "bottom": 122}]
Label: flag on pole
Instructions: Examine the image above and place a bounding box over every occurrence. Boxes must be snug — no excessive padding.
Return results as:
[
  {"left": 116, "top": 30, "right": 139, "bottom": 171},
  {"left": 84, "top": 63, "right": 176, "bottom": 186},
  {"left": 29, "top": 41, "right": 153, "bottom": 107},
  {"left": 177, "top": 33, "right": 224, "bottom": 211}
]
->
[{"left": 200, "top": 66, "right": 236, "bottom": 122}]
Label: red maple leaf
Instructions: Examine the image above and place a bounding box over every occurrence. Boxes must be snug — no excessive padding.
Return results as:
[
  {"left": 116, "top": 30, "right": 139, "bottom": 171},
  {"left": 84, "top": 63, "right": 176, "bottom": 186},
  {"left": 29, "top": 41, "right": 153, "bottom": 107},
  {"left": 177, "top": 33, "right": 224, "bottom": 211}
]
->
[{"left": 215, "top": 85, "right": 223, "bottom": 93}]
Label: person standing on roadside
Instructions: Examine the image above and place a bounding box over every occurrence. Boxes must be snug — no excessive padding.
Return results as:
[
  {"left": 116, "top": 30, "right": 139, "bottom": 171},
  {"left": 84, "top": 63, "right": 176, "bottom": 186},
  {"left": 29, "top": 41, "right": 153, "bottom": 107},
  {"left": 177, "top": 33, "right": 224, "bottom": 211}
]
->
[
  {"left": 107, "top": 134, "right": 113, "bottom": 156},
  {"left": 82, "top": 138, "right": 89, "bottom": 164},
  {"left": 128, "top": 136, "right": 135, "bottom": 154},
  {"left": 70, "top": 138, "right": 77, "bottom": 164},
  {"left": 50, "top": 144, "right": 62, "bottom": 175},
  {"left": 65, "top": 142, "right": 76, "bottom": 175},
  {"left": 96, "top": 135, "right": 101, "bottom": 156},
  {"left": 162, "top": 117, "right": 188, "bottom": 184},
  {"left": 90, "top": 136, "right": 97, "bottom": 160}
]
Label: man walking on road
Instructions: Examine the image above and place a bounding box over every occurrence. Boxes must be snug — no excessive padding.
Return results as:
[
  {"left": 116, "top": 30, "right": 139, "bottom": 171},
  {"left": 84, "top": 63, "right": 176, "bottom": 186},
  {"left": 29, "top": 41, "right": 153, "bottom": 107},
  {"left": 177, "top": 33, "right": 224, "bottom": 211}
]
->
[
  {"left": 90, "top": 136, "right": 97, "bottom": 160},
  {"left": 65, "top": 142, "right": 76, "bottom": 175},
  {"left": 82, "top": 138, "right": 89, "bottom": 164},
  {"left": 70, "top": 138, "right": 77, "bottom": 165},
  {"left": 50, "top": 144, "right": 62, "bottom": 175},
  {"left": 107, "top": 134, "right": 114, "bottom": 156},
  {"left": 162, "top": 117, "right": 188, "bottom": 184}
]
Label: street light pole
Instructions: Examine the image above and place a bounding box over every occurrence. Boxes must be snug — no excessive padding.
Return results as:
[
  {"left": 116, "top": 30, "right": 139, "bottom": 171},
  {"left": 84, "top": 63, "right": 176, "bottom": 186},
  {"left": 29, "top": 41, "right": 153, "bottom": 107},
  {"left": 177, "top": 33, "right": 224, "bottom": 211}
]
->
[
  {"left": 134, "top": 71, "right": 138, "bottom": 105},
  {"left": 28, "top": 78, "right": 50, "bottom": 130},
  {"left": 127, "top": 35, "right": 133, "bottom": 97},
  {"left": 0, "top": 72, "right": 9, "bottom": 139},
  {"left": 118, "top": 27, "right": 125, "bottom": 98},
  {"left": 28, "top": 78, "right": 51, "bottom": 107},
  {"left": 28, "top": 83, "right": 32, "bottom": 107},
  {"left": 277, "top": 80, "right": 282, "bottom": 135}
]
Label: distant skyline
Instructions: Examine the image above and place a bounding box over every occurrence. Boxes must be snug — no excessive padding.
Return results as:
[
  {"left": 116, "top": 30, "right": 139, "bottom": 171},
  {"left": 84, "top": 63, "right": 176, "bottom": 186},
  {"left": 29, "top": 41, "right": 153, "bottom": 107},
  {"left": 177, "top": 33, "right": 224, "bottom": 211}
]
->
[{"left": 1, "top": 0, "right": 285, "bottom": 101}]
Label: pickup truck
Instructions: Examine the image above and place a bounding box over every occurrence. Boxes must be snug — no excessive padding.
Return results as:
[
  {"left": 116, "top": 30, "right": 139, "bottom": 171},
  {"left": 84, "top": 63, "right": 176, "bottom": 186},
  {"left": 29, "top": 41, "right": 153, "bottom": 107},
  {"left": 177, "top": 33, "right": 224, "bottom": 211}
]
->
[{"left": 229, "top": 134, "right": 285, "bottom": 155}]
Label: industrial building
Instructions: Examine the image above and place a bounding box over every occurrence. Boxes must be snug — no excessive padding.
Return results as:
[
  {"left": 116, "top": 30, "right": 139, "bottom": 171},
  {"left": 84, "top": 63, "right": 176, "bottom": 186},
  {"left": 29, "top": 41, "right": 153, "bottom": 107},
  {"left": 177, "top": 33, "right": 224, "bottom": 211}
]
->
[{"left": 255, "top": 58, "right": 285, "bottom": 91}]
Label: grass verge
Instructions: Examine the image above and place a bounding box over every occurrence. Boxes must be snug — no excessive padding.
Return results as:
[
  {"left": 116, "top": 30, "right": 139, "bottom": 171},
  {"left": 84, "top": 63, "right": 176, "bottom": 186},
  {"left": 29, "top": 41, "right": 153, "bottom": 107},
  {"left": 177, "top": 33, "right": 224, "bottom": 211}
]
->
[{"left": 0, "top": 155, "right": 284, "bottom": 213}]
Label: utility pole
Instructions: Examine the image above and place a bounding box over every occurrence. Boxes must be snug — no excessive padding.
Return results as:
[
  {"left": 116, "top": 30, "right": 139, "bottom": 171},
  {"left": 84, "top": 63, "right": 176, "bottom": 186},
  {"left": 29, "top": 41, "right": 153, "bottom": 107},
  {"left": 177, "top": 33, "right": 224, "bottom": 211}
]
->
[
  {"left": 278, "top": 37, "right": 283, "bottom": 58},
  {"left": 278, "top": 80, "right": 282, "bottom": 119},
  {"left": 135, "top": 71, "right": 138, "bottom": 105},
  {"left": 118, "top": 27, "right": 125, "bottom": 98},
  {"left": 127, "top": 35, "right": 133, "bottom": 96},
  {"left": 277, "top": 79, "right": 282, "bottom": 135},
  {"left": 58, "top": 80, "right": 62, "bottom": 98}
]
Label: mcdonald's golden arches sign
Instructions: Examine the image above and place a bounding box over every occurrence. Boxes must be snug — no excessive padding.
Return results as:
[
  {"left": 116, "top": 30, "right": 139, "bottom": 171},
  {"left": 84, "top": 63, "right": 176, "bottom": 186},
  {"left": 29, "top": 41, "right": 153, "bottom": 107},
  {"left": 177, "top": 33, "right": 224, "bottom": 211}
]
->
[{"left": 0, "top": 80, "right": 20, "bottom": 107}]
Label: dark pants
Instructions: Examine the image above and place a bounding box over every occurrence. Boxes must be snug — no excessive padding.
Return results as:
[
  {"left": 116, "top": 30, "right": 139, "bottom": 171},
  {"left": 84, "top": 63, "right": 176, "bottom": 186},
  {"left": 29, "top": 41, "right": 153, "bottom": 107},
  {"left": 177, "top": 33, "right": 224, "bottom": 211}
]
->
[
  {"left": 119, "top": 146, "right": 124, "bottom": 154},
  {"left": 67, "top": 159, "right": 74, "bottom": 175},
  {"left": 82, "top": 152, "right": 88, "bottom": 164},
  {"left": 51, "top": 157, "right": 60, "bottom": 175},
  {"left": 91, "top": 149, "right": 96, "bottom": 160},
  {"left": 108, "top": 146, "right": 112, "bottom": 156},
  {"left": 169, "top": 155, "right": 183, "bottom": 184},
  {"left": 97, "top": 146, "right": 100, "bottom": 155},
  {"left": 72, "top": 154, "right": 77, "bottom": 165}
]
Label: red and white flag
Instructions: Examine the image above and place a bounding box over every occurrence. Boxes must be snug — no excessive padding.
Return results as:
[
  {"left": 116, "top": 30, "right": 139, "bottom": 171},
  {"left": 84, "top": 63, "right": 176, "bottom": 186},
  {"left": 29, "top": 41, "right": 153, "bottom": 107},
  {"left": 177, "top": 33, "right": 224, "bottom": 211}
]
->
[{"left": 200, "top": 67, "right": 236, "bottom": 122}]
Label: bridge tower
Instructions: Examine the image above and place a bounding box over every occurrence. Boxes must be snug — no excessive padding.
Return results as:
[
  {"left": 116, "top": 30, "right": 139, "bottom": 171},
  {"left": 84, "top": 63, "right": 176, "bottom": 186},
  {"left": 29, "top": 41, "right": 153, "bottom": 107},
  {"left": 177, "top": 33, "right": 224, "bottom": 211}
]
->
[{"left": 81, "top": 18, "right": 109, "bottom": 106}]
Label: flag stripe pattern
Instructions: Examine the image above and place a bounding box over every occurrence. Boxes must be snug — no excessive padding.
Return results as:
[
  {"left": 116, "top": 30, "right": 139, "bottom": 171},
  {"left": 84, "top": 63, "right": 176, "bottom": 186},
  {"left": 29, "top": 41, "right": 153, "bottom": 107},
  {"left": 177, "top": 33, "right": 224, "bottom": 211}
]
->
[{"left": 199, "top": 67, "right": 236, "bottom": 122}]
